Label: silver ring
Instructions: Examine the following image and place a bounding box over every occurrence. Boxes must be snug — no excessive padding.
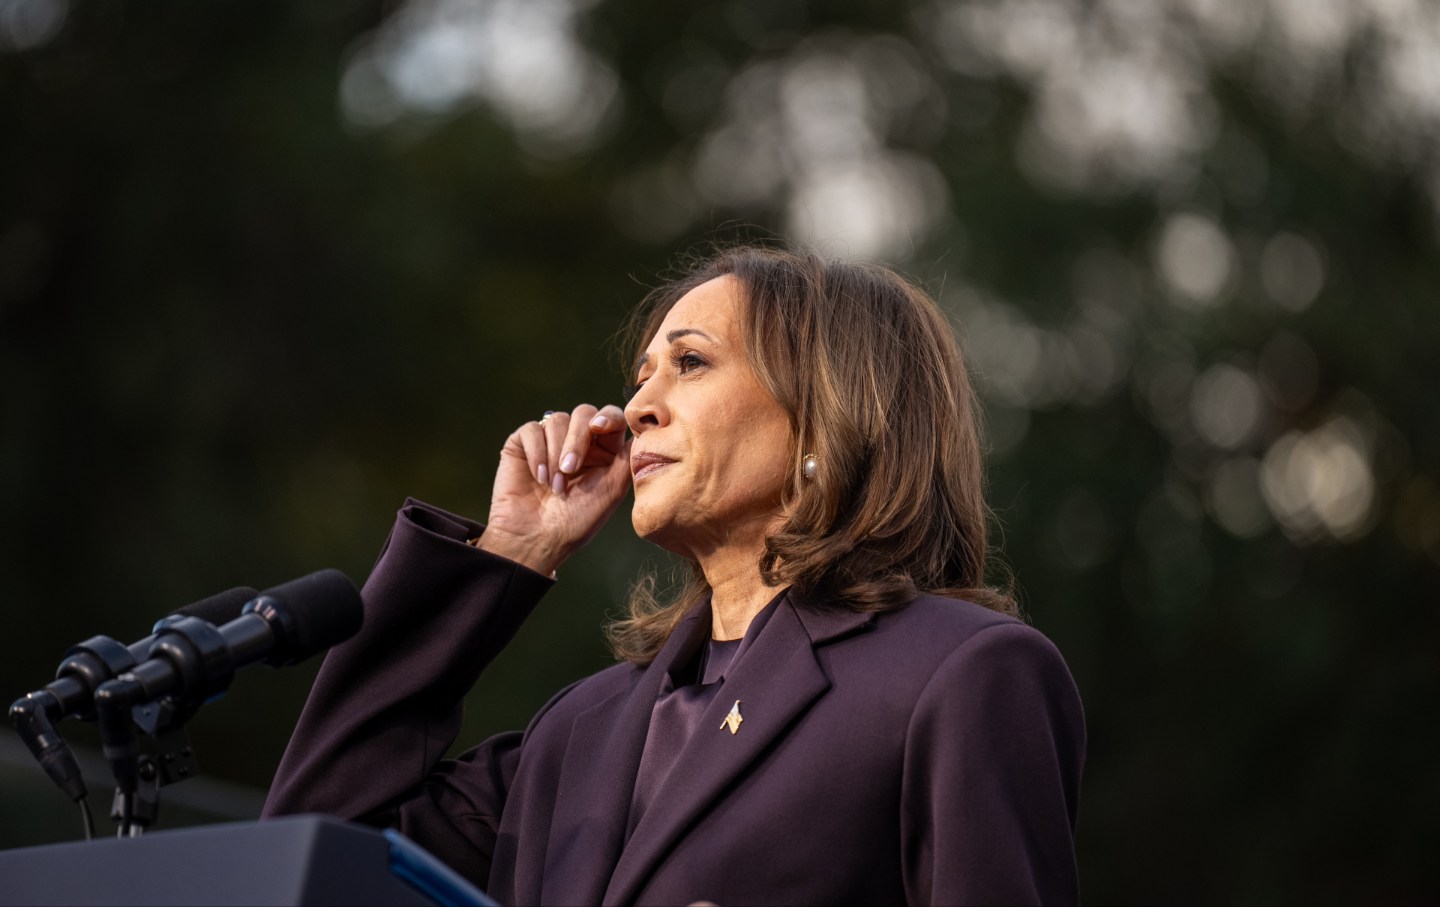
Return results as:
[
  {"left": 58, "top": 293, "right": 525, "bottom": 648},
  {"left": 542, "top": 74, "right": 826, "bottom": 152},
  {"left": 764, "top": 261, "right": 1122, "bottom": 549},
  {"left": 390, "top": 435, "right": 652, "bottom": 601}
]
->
[{"left": 540, "top": 410, "right": 556, "bottom": 424}]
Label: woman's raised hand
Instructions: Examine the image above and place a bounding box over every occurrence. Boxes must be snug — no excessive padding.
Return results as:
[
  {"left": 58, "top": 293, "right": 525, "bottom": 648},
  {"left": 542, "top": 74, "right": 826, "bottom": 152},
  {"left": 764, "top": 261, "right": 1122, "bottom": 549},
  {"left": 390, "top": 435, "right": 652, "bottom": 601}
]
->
[{"left": 476, "top": 403, "right": 632, "bottom": 576}]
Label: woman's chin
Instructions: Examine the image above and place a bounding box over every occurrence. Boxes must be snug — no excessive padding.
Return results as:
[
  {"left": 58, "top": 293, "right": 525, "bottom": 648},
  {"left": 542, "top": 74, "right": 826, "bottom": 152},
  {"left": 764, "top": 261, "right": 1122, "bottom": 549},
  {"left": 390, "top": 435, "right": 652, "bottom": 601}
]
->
[
  {"left": 629, "top": 501, "right": 661, "bottom": 540},
  {"left": 630, "top": 506, "right": 689, "bottom": 556}
]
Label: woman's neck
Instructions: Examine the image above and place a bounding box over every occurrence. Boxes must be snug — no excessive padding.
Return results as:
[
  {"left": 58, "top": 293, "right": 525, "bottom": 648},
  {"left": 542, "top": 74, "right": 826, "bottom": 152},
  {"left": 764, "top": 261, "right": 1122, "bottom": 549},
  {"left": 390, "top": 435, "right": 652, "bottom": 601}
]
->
[{"left": 697, "top": 545, "right": 780, "bottom": 641}]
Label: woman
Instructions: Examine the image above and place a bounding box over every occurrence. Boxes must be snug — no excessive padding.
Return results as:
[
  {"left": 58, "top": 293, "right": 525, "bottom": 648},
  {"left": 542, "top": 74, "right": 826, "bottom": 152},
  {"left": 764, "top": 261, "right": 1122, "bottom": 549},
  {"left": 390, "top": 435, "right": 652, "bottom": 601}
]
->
[{"left": 263, "top": 246, "right": 1085, "bottom": 905}]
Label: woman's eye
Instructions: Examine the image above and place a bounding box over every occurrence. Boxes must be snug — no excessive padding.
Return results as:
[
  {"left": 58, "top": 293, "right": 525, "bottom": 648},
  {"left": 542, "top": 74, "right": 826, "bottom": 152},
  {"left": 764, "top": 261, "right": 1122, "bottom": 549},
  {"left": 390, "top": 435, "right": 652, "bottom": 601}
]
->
[
  {"left": 621, "top": 382, "right": 641, "bottom": 403},
  {"left": 676, "top": 352, "right": 705, "bottom": 373}
]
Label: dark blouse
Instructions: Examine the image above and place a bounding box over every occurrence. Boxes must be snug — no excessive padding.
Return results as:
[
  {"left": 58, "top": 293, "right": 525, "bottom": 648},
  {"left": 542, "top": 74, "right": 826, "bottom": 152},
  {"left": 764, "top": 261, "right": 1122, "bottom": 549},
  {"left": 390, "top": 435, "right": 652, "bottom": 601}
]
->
[{"left": 627, "top": 597, "right": 781, "bottom": 835}]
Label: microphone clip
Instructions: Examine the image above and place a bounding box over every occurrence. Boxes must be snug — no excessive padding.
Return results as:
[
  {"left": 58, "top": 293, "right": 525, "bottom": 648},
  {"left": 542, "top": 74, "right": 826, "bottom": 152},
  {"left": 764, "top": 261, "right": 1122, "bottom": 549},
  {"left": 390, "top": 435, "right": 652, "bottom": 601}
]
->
[{"left": 105, "top": 726, "right": 199, "bottom": 837}]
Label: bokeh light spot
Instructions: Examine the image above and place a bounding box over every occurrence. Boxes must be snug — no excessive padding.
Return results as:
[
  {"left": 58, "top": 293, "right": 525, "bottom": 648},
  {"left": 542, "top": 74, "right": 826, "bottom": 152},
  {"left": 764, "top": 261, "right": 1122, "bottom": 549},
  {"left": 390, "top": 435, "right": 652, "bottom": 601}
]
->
[
  {"left": 1260, "top": 416, "right": 1376, "bottom": 542},
  {"left": 1155, "top": 212, "right": 1235, "bottom": 307},
  {"left": 1190, "top": 362, "right": 1267, "bottom": 450},
  {"left": 1260, "top": 231, "right": 1327, "bottom": 312},
  {"left": 1208, "top": 456, "right": 1273, "bottom": 538},
  {"left": 0, "top": 0, "right": 66, "bottom": 52}
]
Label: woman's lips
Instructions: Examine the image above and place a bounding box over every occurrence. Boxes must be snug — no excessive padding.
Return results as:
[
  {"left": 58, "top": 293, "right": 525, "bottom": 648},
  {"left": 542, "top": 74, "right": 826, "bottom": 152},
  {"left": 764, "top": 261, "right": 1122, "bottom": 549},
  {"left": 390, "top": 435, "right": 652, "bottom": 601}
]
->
[{"left": 631, "top": 453, "right": 675, "bottom": 482}]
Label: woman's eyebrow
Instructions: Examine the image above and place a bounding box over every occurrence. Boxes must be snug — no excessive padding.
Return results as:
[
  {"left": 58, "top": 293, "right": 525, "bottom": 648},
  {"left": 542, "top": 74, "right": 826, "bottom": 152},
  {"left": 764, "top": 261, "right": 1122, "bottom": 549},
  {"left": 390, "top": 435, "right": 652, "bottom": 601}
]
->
[
  {"left": 635, "top": 328, "right": 717, "bottom": 370},
  {"left": 666, "top": 327, "right": 715, "bottom": 344}
]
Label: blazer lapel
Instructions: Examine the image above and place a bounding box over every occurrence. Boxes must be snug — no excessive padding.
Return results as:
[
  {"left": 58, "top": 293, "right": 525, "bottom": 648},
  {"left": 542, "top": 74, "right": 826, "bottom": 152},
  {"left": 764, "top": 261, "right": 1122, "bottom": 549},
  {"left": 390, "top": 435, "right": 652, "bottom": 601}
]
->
[
  {"left": 602, "top": 594, "right": 872, "bottom": 905},
  {"left": 539, "top": 603, "right": 712, "bottom": 906}
]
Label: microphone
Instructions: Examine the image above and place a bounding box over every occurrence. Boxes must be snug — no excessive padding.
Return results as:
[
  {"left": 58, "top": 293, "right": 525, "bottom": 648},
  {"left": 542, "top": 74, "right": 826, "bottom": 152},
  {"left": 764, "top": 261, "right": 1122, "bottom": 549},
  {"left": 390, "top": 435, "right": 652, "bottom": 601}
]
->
[
  {"left": 95, "top": 570, "right": 363, "bottom": 813},
  {"left": 9, "top": 586, "right": 260, "bottom": 803},
  {"left": 44, "top": 587, "right": 259, "bottom": 720}
]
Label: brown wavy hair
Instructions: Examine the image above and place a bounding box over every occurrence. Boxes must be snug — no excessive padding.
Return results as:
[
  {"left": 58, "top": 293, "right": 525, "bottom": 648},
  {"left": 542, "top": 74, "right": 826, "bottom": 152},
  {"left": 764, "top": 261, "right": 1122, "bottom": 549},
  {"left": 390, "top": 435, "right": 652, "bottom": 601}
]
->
[{"left": 605, "top": 245, "right": 1016, "bottom": 665}]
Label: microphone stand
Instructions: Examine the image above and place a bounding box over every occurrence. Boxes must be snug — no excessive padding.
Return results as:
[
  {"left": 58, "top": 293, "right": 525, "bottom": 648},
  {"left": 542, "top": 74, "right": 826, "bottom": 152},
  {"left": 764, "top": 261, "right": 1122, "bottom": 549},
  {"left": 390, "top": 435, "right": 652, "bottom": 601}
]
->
[
  {"left": 108, "top": 703, "right": 201, "bottom": 836},
  {"left": 95, "top": 615, "right": 237, "bottom": 837}
]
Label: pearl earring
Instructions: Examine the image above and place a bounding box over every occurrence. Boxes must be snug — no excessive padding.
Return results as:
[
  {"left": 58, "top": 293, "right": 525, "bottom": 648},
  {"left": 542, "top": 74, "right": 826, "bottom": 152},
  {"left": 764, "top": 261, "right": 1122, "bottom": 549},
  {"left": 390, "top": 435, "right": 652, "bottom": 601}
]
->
[{"left": 801, "top": 453, "right": 819, "bottom": 481}]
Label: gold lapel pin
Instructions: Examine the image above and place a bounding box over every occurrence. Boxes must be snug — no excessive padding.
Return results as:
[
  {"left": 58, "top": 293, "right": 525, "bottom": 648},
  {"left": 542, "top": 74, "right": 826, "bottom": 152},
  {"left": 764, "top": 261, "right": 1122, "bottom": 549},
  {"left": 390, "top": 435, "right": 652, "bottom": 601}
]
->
[{"left": 721, "top": 700, "right": 743, "bottom": 735}]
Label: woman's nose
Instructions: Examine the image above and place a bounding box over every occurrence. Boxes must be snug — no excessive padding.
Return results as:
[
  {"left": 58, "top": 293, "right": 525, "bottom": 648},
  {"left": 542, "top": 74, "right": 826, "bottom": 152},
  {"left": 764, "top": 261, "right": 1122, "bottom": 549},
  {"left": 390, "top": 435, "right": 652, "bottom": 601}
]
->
[{"left": 625, "top": 380, "right": 664, "bottom": 433}]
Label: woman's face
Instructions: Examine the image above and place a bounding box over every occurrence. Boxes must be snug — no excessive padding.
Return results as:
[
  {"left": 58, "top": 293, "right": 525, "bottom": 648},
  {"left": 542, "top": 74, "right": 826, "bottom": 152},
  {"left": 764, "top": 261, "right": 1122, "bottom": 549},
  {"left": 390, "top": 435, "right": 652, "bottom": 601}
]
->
[{"left": 625, "top": 275, "right": 793, "bottom": 559}]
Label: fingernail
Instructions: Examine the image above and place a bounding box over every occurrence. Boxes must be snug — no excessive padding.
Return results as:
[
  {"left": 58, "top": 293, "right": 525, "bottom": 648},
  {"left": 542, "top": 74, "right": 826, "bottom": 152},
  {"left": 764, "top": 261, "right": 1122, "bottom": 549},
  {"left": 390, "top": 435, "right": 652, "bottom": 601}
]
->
[
  {"left": 560, "top": 452, "right": 578, "bottom": 474},
  {"left": 551, "top": 472, "right": 565, "bottom": 494},
  {"left": 590, "top": 414, "right": 608, "bottom": 429},
  {"left": 537, "top": 464, "right": 549, "bottom": 485}
]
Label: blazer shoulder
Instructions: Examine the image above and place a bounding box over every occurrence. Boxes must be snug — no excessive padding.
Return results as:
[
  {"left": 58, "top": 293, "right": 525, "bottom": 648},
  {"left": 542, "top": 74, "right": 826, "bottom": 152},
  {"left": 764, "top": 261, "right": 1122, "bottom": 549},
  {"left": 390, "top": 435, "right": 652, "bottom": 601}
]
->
[
  {"left": 879, "top": 592, "right": 1029, "bottom": 645},
  {"left": 851, "top": 593, "right": 1071, "bottom": 682},
  {"left": 806, "top": 593, "right": 1067, "bottom": 706}
]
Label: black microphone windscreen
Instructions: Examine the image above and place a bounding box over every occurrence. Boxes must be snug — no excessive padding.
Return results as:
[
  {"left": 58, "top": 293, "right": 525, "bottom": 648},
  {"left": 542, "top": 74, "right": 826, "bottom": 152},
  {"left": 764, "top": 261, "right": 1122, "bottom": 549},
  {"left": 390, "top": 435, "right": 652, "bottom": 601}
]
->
[
  {"left": 170, "top": 586, "right": 260, "bottom": 627},
  {"left": 254, "top": 569, "right": 363, "bottom": 662}
]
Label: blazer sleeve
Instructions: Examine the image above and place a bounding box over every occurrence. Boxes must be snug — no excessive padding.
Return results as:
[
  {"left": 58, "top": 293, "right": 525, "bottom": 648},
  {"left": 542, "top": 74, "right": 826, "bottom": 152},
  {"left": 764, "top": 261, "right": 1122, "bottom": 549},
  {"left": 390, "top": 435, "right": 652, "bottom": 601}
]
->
[
  {"left": 901, "top": 621, "right": 1086, "bottom": 906},
  {"left": 261, "top": 498, "right": 555, "bottom": 883}
]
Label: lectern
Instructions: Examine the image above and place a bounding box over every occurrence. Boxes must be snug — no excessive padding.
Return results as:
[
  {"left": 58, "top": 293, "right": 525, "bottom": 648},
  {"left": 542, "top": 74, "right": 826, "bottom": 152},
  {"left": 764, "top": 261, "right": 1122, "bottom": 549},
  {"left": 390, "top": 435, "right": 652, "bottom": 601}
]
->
[{"left": 0, "top": 814, "right": 496, "bottom": 906}]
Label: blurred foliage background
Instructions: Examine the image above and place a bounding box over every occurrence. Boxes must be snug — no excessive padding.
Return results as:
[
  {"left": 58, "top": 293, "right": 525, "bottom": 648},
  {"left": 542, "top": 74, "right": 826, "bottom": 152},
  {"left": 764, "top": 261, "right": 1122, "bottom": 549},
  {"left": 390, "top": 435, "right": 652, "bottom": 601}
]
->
[{"left": 2, "top": 0, "right": 1438, "bottom": 903}]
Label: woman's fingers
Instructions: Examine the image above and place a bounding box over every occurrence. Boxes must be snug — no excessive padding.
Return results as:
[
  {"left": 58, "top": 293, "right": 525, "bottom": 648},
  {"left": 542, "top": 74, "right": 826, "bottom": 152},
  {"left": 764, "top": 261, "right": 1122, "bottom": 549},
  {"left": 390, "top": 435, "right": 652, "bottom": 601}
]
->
[
  {"left": 558, "top": 403, "right": 601, "bottom": 480},
  {"left": 540, "top": 410, "right": 571, "bottom": 492},
  {"left": 510, "top": 403, "right": 628, "bottom": 496},
  {"left": 515, "top": 418, "right": 551, "bottom": 486},
  {"left": 558, "top": 403, "right": 631, "bottom": 477},
  {"left": 587, "top": 404, "right": 628, "bottom": 459}
]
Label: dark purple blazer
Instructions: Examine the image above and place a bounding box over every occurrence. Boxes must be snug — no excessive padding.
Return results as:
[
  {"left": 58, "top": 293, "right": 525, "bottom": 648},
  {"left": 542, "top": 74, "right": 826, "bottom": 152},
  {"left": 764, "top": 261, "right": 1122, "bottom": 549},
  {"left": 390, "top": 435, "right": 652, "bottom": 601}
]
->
[{"left": 263, "top": 500, "right": 1085, "bottom": 905}]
